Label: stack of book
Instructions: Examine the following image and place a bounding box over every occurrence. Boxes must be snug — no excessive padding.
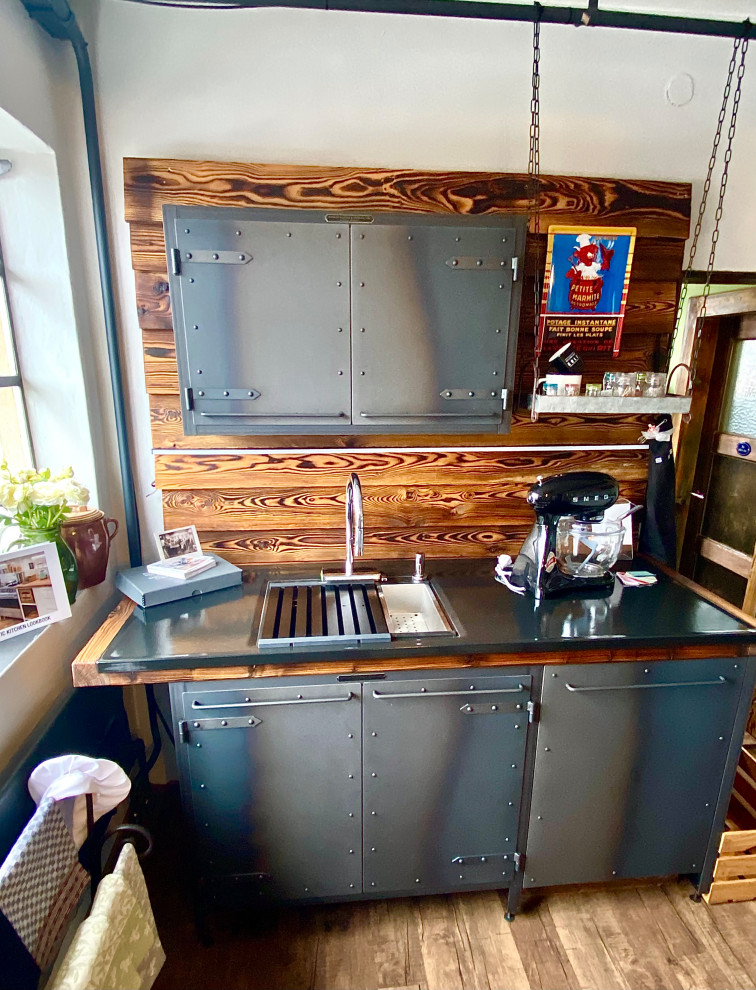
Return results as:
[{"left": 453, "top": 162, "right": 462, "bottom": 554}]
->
[{"left": 146, "top": 555, "right": 217, "bottom": 581}]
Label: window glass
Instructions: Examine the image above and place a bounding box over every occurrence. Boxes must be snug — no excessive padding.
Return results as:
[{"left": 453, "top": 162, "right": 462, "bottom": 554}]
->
[
  {"left": 720, "top": 338, "right": 756, "bottom": 439},
  {"left": 0, "top": 240, "right": 33, "bottom": 467}
]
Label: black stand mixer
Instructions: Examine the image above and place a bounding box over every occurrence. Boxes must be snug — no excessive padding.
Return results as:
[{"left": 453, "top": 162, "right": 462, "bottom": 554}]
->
[{"left": 509, "top": 471, "right": 621, "bottom": 600}]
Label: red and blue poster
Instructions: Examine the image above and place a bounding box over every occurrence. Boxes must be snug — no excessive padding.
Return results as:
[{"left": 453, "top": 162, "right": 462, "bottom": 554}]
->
[{"left": 537, "top": 225, "right": 636, "bottom": 357}]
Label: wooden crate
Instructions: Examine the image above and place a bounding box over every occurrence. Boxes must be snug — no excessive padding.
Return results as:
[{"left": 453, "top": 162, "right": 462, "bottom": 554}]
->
[{"left": 705, "top": 741, "right": 756, "bottom": 904}]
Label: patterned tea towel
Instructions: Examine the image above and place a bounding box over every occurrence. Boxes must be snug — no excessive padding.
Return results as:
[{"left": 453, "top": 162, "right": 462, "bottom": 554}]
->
[
  {"left": 51, "top": 842, "right": 164, "bottom": 990},
  {"left": 0, "top": 796, "right": 88, "bottom": 971}
]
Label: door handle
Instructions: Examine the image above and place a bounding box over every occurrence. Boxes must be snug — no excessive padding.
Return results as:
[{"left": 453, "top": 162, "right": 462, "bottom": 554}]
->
[
  {"left": 372, "top": 685, "right": 526, "bottom": 700},
  {"left": 199, "top": 412, "right": 347, "bottom": 419},
  {"left": 359, "top": 412, "right": 500, "bottom": 420},
  {"left": 564, "top": 677, "right": 726, "bottom": 693},
  {"left": 191, "top": 692, "right": 354, "bottom": 710},
  {"left": 689, "top": 491, "right": 706, "bottom": 500}
]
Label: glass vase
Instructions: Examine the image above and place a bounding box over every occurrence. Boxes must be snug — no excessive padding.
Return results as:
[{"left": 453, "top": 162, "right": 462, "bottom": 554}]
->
[{"left": 12, "top": 524, "right": 78, "bottom": 604}]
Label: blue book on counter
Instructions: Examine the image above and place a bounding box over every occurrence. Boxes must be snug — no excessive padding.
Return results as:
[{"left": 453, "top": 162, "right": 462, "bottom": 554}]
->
[{"left": 116, "top": 553, "right": 242, "bottom": 607}]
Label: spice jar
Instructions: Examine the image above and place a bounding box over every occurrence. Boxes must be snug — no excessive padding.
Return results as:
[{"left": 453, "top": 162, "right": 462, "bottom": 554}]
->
[{"left": 585, "top": 383, "right": 601, "bottom": 397}]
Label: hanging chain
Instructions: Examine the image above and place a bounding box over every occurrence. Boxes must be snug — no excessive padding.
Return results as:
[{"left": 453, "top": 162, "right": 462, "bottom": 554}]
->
[
  {"left": 670, "top": 33, "right": 749, "bottom": 394},
  {"left": 529, "top": 3, "right": 543, "bottom": 421}
]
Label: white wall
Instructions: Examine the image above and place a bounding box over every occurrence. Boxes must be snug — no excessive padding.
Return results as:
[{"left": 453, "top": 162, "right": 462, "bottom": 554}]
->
[
  {"left": 0, "top": 1, "right": 124, "bottom": 772},
  {"left": 75, "top": 0, "right": 756, "bottom": 549}
]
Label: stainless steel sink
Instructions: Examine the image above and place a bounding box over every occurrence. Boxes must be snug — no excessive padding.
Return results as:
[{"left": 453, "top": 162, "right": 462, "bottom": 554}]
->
[
  {"left": 377, "top": 581, "right": 455, "bottom": 637},
  {"left": 257, "top": 578, "right": 455, "bottom": 648}
]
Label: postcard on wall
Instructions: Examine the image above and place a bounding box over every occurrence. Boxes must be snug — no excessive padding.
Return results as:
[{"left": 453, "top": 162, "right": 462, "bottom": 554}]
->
[
  {"left": 537, "top": 225, "right": 637, "bottom": 357},
  {"left": 0, "top": 543, "right": 71, "bottom": 642}
]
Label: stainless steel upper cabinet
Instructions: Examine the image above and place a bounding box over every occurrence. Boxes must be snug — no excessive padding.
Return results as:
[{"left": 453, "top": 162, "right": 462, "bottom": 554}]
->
[
  {"left": 163, "top": 207, "right": 524, "bottom": 435},
  {"left": 164, "top": 206, "right": 351, "bottom": 434},
  {"left": 350, "top": 217, "right": 523, "bottom": 433}
]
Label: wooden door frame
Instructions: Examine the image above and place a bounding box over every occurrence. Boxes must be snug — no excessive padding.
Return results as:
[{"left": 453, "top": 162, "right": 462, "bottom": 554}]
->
[{"left": 674, "top": 286, "right": 756, "bottom": 564}]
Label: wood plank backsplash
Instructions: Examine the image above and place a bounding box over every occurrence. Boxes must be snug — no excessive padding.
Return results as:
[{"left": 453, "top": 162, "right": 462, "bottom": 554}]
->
[{"left": 124, "top": 158, "right": 690, "bottom": 564}]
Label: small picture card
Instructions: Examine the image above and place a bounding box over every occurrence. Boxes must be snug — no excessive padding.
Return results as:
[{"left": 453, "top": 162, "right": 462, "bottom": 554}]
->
[
  {"left": 154, "top": 525, "right": 203, "bottom": 561},
  {"left": 537, "top": 225, "right": 637, "bottom": 358},
  {"left": 0, "top": 542, "right": 71, "bottom": 642}
]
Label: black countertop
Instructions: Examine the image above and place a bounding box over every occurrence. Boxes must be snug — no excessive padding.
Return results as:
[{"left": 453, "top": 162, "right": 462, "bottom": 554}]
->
[{"left": 98, "top": 558, "right": 756, "bottom": 675}]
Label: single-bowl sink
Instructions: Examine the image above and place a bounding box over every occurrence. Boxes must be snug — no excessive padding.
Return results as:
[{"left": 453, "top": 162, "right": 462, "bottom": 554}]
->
[{"left": 257, "top": 577, "right": 456, "bottom": 648}]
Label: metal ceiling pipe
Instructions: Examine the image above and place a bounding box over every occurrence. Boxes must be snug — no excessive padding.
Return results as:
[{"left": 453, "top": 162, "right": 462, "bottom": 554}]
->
[
  {"left": 151, "top": 0, "right": 754, "bottom": 41},
  {"left": 20, "top": 0, "right": 142, "bottom": 568}
]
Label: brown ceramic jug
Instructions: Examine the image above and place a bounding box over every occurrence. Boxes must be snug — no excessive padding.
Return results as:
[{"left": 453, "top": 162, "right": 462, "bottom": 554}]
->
[{"left": 61, "top": 508, "right": 119, "bottom": 589}]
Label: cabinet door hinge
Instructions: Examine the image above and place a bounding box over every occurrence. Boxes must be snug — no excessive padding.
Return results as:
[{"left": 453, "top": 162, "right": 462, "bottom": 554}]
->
[
  {"left": 527, "top": 700, "right": 538, "bottom": 723},
  {"left": 184, "top": 387, "right": 194, "bottom": 411},
  {"left": 514, "top": 851, "right": 525, "bottom": 872},
  {"left": 511, "top": 256, "right": 519, "bottom": 282},
  {"left": 170, "top": 247, "right": 181, "bottom": 276},
  {"left": 178, "top": 720, "right": 189, "bottom": 744}
]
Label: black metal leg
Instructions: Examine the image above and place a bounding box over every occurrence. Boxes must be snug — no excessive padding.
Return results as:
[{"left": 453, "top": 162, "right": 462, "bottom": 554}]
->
[
  {"left": 505, "top": 879, "right": 522, "bottom": 921},
  {"left": 685, "top": 871, "right": 706, "bottom": 903}
]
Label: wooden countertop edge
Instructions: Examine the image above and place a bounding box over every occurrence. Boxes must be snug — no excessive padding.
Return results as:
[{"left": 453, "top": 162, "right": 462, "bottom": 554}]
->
[{"left": 71, "top": 592, "right": 748, "bottom": 687}]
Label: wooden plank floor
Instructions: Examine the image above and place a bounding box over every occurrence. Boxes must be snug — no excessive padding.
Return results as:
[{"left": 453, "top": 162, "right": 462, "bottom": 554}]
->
[{"left": 143, "top": 793, "right": 756, "bottom": 990}]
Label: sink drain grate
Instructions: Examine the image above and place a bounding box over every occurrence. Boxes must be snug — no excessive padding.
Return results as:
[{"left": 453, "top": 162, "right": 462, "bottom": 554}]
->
[{"left": 258, "top": 581, "right": 391, "bottom": 648}]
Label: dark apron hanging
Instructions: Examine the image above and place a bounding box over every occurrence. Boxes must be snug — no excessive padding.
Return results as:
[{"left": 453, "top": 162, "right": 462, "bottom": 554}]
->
[{"left": 638, "top": 415, "right": 677, "bottom": 567}]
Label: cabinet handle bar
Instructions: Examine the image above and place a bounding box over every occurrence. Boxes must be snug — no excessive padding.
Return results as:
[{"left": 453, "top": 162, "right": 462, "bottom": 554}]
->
[
  {"left": 191, "top": 692, "right": 354, "bottom": 710},
  {"left": 372, "top": 685, "right": 526, "bottom": 700},
  {"left": 564, "top": 677, "right": 727, "bottom": 693},
  {"left": 359, "top": 412, "right": 500, "bottom": 420}
]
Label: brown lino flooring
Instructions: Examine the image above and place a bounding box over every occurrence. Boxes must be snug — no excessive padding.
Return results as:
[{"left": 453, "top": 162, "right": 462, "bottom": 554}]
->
[{"left": 143, "top": 790, "right": 756, "bottom": 990}]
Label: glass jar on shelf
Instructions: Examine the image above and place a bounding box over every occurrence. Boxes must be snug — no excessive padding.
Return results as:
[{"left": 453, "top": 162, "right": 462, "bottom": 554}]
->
[
  {"left": 643, "top": 371, "right": 666, "bottom": 397},
  {"left": 612, "top": 372, "right": 637, "bottom": 397}
]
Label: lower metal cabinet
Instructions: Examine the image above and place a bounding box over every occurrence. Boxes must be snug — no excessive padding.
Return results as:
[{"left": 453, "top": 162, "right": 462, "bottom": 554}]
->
[
  {"left": 525, "top": 658, "right": 752, "bottom": 888},
  {"left": 363, "top": 672, "right": 532, "bottom": 894},
  {"left": 172, "top": 681, "right": 362, "bottom": 899}
]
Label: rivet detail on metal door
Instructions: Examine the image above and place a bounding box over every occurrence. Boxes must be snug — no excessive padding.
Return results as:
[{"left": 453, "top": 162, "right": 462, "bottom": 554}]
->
[
  {"left": 184, "top": 715, "right": 263, "bottom": 734},
  {"left": 182, "top": 250, "right": 253, "bottom": 265},
  {"left": 440, "top": 388, "right": 493, "bottom": 400},
  {"left": 194, "top": 387, "right": 261, "bottom": 401},
  {"left": 445, "top": 256, "right": 507, "bottom": 270}
]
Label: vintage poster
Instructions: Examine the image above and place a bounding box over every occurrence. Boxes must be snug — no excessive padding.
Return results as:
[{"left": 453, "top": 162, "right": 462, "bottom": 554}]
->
[{"left": 537, "top": 225, "right": 636, "bottom": 357}]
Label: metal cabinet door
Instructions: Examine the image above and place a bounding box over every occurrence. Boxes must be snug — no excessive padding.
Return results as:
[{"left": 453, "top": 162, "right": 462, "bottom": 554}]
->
[
  {"left": 363, "top": 673, "right": 531, "bottom": 894},
  {"left": 350, "top": 218, "right": 523, "bottom": 433},
  {"left": 165, "top": 207, "right": 351, "bottom": 433},
  {"left": 525, "top": 659, "right": 748, "bottom": 888},
  {"left": 177, "top": 682, "right": 362, "bottom": 899}
]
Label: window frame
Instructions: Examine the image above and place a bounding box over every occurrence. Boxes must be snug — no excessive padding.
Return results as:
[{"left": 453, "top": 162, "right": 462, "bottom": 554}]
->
[{"left": 0, "top": 232, "right": 35, "bottom": 467}]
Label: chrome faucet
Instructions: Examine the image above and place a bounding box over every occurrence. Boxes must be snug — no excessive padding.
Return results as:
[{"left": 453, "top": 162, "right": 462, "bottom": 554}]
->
[
  {"left": 344, "top": 472, "right": 364, "bottom": 577},
  {"left": 321, "top": 472, "right": 383, "bottom": 583}
]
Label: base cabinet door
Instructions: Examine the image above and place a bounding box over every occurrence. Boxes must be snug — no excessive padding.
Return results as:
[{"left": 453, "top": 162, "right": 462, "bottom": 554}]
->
[
  {"left": 174, "top": 682, "right": 362, "bottom": 899},
  {"left": 525, "top": 659, "right": 747, "bottom": 888},
  {"left": 363, "top": 672, "right": 531, "bottom": 894}
]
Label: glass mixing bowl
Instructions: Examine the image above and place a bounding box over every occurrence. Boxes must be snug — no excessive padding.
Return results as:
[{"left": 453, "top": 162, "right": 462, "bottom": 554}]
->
[{"left": 555, "top": 517, "right": 624, "bottom": 578}]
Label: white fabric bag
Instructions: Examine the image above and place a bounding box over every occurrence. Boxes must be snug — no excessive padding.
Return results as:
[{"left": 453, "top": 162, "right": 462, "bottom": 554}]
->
[{"left": 28, "top": 755, "right": 131, "bottom": 849}]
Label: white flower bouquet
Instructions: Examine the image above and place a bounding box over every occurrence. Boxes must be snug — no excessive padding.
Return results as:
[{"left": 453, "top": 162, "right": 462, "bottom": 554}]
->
[{"left": 0, "top": 463, "right": 90, "bottom": 530}]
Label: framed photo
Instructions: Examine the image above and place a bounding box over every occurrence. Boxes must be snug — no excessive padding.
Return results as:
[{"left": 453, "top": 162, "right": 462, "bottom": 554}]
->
[
  {"left": 537, "top": 225, "right": 637, "bottom": 357},
  {"left": 0, "top": 543, "right": 71, "bottom": 642},
  {"left": 154, "top": 525, "right": 203, "bottom": 561}
]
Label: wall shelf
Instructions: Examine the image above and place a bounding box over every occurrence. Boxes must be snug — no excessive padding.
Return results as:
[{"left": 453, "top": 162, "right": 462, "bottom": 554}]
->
[{"left": 532, "top": 395, "right": 692, "bottom": 415}]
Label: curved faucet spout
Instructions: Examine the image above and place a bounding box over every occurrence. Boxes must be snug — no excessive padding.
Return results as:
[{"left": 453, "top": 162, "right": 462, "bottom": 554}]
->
[{"left": 345, "top": 472, "right": 363, "bottom": 577}]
